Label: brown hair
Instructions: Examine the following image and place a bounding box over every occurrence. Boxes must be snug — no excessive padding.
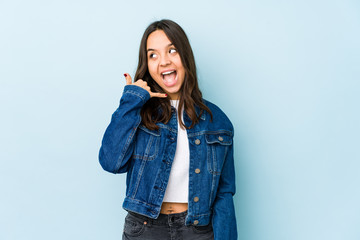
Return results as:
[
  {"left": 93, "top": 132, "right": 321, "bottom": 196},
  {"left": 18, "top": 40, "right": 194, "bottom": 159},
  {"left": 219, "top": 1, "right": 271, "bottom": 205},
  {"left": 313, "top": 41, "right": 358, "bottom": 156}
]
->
[{"left": 134, "top": 19, "right": 212, "bottom": 130}]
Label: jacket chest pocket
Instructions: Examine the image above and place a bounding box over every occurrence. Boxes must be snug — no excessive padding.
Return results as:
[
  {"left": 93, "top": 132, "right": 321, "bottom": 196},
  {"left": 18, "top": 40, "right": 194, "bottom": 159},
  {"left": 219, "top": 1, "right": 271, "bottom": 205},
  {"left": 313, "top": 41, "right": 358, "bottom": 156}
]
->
[
  {"left": 133, "top": 125, "right": 160, "bottom": 161},
  {"left": 205, "top": 133, "right": 232, "bottom": 175}
]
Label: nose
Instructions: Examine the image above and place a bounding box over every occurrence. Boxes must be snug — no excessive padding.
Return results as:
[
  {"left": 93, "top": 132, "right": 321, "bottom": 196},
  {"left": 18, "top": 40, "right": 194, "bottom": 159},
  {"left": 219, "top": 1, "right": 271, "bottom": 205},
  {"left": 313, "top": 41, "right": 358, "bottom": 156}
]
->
[{"left": 160, "top": 54, "right": 171, "bottom": 66}]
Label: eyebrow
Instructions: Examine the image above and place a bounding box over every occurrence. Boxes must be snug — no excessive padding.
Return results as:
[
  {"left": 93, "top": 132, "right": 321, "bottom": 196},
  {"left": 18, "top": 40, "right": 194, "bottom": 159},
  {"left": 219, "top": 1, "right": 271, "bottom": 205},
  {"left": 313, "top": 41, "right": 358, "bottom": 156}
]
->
[{"left": 147, "top": 43, "right": 174, "bottom": 52}]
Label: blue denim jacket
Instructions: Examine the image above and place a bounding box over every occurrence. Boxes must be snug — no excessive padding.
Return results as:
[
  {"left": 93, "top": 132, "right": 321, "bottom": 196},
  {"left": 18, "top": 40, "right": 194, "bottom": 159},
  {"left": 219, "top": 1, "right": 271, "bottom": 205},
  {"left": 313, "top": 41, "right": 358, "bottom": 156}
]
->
[{"left": 99, "top": 85, "right": 237, "bottom": 239}]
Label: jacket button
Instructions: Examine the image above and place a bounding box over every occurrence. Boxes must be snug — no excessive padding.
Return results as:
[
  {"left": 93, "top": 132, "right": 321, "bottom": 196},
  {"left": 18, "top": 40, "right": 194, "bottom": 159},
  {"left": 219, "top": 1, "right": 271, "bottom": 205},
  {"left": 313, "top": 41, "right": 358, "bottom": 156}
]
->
[
  {"left": 195, "top": 168, "right": 200, "bottom": 174},
  {"left": 193, "top": 196, "right": 199, "bottom": 202},
  {"left": 193, "top": 220, "right": 199, "bottom": 225},
  {"left": 195, "top": 139, "right": 201, "bottom": 145},
  {"left": 218, "top": 136, "right": 223, "bottom": 141}
]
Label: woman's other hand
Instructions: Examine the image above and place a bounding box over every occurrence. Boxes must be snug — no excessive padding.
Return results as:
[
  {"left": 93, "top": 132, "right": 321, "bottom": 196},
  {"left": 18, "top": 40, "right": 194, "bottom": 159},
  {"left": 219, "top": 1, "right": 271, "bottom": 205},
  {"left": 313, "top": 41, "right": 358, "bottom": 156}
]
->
[{"left": 124, "top": 73, "right": 167, "bottom": 98}]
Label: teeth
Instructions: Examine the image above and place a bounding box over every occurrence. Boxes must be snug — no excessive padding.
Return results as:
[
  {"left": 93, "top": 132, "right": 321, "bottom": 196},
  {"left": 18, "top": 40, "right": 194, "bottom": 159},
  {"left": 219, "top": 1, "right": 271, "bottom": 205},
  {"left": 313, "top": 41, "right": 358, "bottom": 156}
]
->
[{"left": 162, "top": 71, "right": 175, "bottom": 75}]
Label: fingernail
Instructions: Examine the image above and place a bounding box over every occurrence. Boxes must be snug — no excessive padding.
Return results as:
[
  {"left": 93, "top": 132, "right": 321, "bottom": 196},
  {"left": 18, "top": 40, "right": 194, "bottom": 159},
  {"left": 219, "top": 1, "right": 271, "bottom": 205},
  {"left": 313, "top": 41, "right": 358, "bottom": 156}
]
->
[
  {"left": 165, "top": 94, "right": 168, "bottom": 97},
  {"left": 124, "top": 73, "right": 127, "bottom": 77}
]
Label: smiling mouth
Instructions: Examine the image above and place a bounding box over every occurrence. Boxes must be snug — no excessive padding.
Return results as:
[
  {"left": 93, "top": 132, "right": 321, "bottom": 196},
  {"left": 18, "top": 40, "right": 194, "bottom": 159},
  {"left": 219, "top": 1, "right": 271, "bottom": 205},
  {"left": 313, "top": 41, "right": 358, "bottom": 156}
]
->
[{"left": 161, "top": 70, "right": 177, "bottom": 87}]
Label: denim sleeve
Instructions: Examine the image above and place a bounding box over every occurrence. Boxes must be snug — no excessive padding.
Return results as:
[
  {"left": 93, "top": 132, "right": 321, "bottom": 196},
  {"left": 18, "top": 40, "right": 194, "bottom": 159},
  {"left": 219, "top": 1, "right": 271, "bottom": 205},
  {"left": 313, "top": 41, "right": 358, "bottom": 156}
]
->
[
  {"left": 99, "top": 85, "right": 150, "bottom": 174},
  {"left": 212, "top": 142, "right": 238, "bottom": 239}
]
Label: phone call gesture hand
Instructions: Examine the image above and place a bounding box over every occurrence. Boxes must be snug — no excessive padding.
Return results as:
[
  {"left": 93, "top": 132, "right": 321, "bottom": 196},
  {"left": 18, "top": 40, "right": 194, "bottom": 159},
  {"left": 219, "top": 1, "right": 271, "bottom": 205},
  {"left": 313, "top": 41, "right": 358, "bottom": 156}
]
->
[{"left": 124, "top": 73, "right": 167, "bottom": 98}]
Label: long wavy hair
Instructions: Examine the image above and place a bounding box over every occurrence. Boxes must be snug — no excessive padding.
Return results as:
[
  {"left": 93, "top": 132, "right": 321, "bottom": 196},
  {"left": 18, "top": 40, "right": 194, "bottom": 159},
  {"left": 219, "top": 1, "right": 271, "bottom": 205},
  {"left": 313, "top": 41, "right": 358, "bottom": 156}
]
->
[{"left": 135, "top": 19, "right": 212, "bottom": 130}]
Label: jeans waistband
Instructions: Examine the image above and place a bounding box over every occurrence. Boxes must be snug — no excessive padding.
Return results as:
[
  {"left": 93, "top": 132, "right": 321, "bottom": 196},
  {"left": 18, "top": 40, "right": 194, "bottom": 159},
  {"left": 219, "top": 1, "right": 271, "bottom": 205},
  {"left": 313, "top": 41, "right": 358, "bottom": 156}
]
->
[{"left": 128, "top": 210, "right": 188, "bottom": 226}]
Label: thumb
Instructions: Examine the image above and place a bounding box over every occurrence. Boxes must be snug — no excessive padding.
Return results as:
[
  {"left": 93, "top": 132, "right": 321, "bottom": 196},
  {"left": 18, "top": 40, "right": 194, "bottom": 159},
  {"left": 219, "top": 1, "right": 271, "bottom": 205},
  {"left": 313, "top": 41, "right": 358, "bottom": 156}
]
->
[{"left": 123, "top": 73, "right": 132, "bottom": 85}]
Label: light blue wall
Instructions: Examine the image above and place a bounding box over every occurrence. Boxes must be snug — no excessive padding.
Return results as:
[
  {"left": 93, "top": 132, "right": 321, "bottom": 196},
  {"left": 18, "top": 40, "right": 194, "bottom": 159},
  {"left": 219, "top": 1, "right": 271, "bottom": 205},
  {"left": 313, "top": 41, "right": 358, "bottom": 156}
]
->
[{"left": 1, "top": 0, "right": 359, "bottom": 239}]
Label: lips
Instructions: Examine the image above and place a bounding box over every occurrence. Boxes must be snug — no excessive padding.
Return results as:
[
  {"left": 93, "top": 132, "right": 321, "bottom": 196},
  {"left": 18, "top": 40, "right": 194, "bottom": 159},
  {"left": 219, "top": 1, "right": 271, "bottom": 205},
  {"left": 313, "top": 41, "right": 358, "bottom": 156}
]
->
[{"left": 161, "top": 70, "right": 177, "bottom": 87}]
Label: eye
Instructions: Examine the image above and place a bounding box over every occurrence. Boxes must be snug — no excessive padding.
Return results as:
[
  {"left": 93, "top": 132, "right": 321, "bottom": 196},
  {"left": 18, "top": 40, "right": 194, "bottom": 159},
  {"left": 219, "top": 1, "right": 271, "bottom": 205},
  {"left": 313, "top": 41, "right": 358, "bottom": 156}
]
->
[
  {"left": 169, "top": 48, "right": 177, "bottom": 54},
  {"left": 149, "top": 53, "right": 157, "bottom": 59}
]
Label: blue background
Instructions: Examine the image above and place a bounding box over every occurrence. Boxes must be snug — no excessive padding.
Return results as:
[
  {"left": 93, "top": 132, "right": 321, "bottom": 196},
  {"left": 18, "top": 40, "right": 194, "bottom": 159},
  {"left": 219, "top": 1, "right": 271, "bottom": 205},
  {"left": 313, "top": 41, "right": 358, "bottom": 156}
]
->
[{"left": 1, "top": 0, "right": 359, "bottom": 239}]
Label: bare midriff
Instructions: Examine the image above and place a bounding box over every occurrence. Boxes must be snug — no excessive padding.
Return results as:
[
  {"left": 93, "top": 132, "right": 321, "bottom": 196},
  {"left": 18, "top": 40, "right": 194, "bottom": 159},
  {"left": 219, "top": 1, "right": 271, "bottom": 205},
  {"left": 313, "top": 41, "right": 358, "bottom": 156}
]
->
[{"left": 160, "top": 202, "right": 188, "bottom": 214}]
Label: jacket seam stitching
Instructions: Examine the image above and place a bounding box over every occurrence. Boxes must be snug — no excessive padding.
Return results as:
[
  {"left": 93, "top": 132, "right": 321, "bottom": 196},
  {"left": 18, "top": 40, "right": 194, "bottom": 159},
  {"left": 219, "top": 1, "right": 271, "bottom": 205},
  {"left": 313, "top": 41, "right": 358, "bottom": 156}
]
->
[{"left": 125, "top": 198, "right": 159, "bottom": 209}]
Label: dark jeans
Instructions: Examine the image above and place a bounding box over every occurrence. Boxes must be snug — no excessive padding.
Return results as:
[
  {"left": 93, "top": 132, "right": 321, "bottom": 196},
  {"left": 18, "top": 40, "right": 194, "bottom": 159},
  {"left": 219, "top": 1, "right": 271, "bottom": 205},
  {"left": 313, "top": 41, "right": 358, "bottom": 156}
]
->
[{"left": 122, "top": 210, "right": 214, "bottom": 240}]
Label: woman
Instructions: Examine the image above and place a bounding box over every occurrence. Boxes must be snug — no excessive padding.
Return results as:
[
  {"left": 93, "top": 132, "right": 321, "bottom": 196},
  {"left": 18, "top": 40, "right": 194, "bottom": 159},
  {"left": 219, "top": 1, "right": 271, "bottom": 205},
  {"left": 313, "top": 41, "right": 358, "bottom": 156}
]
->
[{"left": 99, "top": 19, "right": 237, "bottom": 240}]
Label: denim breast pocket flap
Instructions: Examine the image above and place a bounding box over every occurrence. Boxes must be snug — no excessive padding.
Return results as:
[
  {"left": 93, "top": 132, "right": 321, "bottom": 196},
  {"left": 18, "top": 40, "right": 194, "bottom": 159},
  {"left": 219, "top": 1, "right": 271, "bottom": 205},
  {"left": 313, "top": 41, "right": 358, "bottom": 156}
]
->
[
  {"left": 133, "top": 125, "right": 161, "bottom": 161},
  {"left": 205, "top": 132, "right": 232, "bottom": 145},
  {"left": 138, "top": 125, "right": 161, "bottom": 137}
]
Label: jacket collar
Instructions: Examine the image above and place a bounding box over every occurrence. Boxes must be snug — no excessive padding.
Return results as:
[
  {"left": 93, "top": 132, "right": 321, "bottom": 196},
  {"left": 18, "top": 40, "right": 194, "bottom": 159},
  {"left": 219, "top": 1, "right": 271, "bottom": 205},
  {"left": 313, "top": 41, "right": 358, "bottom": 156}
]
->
[{"left": 156, "top": 101, "right": 206, "bottom": 124}]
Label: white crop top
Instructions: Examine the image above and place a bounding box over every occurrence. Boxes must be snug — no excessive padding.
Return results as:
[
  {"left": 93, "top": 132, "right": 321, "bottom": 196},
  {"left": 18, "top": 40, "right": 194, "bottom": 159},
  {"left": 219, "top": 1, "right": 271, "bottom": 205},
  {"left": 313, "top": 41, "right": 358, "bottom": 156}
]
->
[{"left": 162, "top": 100, "right": 190, "bottom": 203}]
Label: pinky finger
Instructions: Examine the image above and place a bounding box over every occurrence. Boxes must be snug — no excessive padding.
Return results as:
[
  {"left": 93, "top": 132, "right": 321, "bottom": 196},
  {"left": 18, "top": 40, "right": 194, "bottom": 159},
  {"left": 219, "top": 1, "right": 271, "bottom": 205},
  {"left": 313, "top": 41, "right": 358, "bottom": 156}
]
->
[{"left": 150, "top": 92, "right": 168, "bottom": 98}]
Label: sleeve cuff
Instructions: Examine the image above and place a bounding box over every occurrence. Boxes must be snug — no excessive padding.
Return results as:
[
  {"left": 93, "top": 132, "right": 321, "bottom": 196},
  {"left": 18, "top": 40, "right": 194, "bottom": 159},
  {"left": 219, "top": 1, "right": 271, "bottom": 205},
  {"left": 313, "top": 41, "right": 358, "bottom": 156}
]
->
[{"left": 123, "top": 85, "right": 151, "bottom": 103}]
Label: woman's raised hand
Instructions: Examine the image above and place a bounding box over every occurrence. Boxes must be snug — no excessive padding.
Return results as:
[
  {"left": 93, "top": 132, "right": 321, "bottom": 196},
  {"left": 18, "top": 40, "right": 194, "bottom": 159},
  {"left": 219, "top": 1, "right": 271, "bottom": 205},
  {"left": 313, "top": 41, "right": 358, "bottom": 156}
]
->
[{"left": 124, "top": 73, "right": 167, "bottom": 98}]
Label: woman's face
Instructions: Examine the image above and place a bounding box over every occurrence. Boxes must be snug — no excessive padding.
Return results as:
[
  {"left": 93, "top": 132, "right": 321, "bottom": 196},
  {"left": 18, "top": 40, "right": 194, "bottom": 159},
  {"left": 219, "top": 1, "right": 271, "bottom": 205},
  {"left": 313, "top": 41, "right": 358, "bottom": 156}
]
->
[{"left": 146, "top": 30, "right": 185, "bottom": 100}]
